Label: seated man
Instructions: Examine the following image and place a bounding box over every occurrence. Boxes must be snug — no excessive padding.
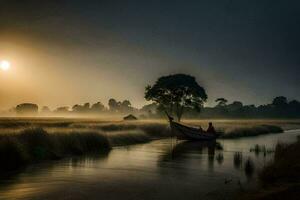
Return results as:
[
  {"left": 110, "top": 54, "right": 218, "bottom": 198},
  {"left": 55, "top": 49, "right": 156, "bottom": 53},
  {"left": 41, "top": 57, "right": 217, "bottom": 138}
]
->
[{"left": 206, "top": 122, "right": 216, "bottom": 134}]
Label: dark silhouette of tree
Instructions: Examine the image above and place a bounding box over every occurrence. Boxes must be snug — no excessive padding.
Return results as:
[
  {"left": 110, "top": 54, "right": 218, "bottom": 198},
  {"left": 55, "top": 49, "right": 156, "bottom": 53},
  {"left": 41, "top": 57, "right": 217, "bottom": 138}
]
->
[
  {"left": 108, "top": 98, "right": 120, "bottom": 112},
  {"left": 83, "top": 103, "right": 90, "bottom": 110},
  {"left": 41, "top": 106, "right": 51, "bottom": 113},
  {"left": 141, "top": 103, "right": 158, "bottom": 116},
  {"left": 289, "top": 100, "right": 300, "bottom": 108},
  {"left": 288, "top": 100, "right": 300, "bottom": 117},
  {"left": 72, "top": 103, "right": 91, "bottom": 113},
  {"left": 145, "top": 74, "right": 207, "bottom": 121},
  {"left": 16, "top": 103, "right": 38, "bottom": 115},
  {"left": 91, "top": 102, "right": 105, "bottom": 112},
  {"left": 55, "top": 106, "right": 69, "bottom": 113},
  {"left": 121, "top": 100, "right": 131, "bottom": 108},
  {"left": 215, "top": 98, "right": 228, "bottom": 107},
  {"left": 272, "top": 96, "right": 288, "bottom": 107},
  {"left": 120, "top": 100, "right": 133, "bottom": 113},
  {"left": 72, "top": 104, "right": 83, "bottom": 112}
]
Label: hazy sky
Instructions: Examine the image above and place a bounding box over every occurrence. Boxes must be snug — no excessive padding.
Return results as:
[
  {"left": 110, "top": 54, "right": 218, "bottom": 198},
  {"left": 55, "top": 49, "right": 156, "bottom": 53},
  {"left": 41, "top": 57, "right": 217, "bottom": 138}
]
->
[{"left": 0, "top": 0, "right": 300, "bottom": 109}]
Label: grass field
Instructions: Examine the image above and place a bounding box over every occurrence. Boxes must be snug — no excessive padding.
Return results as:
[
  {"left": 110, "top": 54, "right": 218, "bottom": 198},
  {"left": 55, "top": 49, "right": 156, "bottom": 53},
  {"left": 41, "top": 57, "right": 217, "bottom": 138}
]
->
[{"left": 0, "top": 117, "right": 299, "bottom": 173}]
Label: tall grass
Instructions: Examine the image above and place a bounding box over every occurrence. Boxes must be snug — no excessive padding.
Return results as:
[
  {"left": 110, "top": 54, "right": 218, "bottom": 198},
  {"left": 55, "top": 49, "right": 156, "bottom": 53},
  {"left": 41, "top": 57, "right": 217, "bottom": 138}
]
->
[
  {"left": 220, "top": 125, "right": 283, "bottom": 139},
  {"left": 260, "top": 139, "right": 300, "bottom": 184},
  {"left": 0, "top": 128, "right": 110, "bottom": 172},
  {"left": 107, "top": 130, "right": 151, "bottom": 146}
]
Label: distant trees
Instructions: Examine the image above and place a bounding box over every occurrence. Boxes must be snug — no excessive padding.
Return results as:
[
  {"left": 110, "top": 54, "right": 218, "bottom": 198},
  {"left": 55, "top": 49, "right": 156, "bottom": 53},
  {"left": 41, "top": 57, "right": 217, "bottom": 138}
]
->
[
  {"left": 215, "top": 98, "right": 228, "bottom": 107},
  {"left": 55, "top": 106, "right": 69, "bottom": 113},
  {"left": 108, "top": 98, "right": 119, "bottom": 112},
  {"left": 272, "top": 96, "right": 288, "bottom": 107},
  {"left": 108, "top": 98, "right": 134, "bottom": 113},
  {"left": 72, "top": 103, "right": 89, "bottom": 113},
  {"left": 145, "top": 74, "right": 207, "bottom": 121},
  {"left": 41, "top": 106, "right": 51, "bottom": 113},
  {"left": 16, "top": 103, "right": 38, "bottom": 115},
  {"left": 72, "top": 102, "right": 106, "bottom": 114},
  {"left": 91, "top": 102, "right": 105, "bottom": 112},
  {"left": 141, "top": 103, "right": 158, "bottom": 114},
  {"left": 9, "top": 95, "right": 300, "bottom": 119},
  {"left": 197, "top": 96, "right": 300, "bottom": 119}
]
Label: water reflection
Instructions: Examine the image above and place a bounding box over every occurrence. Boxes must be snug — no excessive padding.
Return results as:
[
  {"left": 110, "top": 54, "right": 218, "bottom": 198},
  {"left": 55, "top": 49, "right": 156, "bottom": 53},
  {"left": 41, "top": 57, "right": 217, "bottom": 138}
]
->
[
  {"left": 233, "top": 152, "right": 243, "bottom": 170},
  {"left": 0, "top": 130, "right": 300, "bottom": 200},
  {"left": 244, "top": 158, "right": 255, "bottom": 179},
  {"left": 216, "top": 153, "right": 224, "bottom": 165},
  {"left": 158, "top": 140, "right": 223, "bottom": 172},
  {"left": 0, "top": 151, "right": 110, "bottom": 200}
]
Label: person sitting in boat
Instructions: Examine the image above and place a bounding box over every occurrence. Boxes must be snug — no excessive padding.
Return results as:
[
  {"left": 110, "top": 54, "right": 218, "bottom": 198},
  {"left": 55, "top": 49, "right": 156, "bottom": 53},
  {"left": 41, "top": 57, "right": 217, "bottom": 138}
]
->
[{"left": 206, "top": 122, "right": 216, "bottom": 134}]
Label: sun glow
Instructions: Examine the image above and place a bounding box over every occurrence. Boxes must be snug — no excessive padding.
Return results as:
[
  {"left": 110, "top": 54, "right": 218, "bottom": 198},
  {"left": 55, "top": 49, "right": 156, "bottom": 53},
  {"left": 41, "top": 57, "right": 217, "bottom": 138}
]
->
[{"left": 0, "top": 60, "right": 11, "bottom": 71}]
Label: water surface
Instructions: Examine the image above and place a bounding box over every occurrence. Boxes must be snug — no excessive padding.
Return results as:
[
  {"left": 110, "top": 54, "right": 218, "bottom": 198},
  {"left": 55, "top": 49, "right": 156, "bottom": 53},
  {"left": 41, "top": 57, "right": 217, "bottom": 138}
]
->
[{"left": 0, "top": 130, "right": 299, "bottom": 200}]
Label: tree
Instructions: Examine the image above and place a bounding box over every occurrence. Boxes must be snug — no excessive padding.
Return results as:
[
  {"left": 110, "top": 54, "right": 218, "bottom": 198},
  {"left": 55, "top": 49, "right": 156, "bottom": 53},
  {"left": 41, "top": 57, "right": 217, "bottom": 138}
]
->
[
  {"left": 55, "top": 106, "right": 69, "bottom": 113},
  {"left": 41, "top": 106, "right": 51, "bottom": 113},
  {"left": 227, "top": 101, "right": 243, "bottom": 111},
  {"left": 141, "top": 103, "right": 158, "bottom": 114},
  {"left": 83, "top": 103, "right": 90, "bottom": 110},
  {"left": 16, "top": 103, "right": 38, "bottom": 115},
  {"left": 72, "top": 104, "right": 83, "bottom": 112},
  {"left": 91, "top": 102, "right": 105, "bottom": 112},
  {"left": 108, "top": 98, "right": 120, "bottom": 112},
  {"left": 121, "top": 100, "right": 131, "bottom": 108},
  {"left": 120, "top": 100, "right": 133, "bottom": 113},
  {"left": 215, "top": 98, "right": 228, "bottom": 107},
  {"left": 272, "top": 96, "right": 288, "bottom": 107},
  {"left": 145, "top": 74, "right": 207, "bottom": 121}
]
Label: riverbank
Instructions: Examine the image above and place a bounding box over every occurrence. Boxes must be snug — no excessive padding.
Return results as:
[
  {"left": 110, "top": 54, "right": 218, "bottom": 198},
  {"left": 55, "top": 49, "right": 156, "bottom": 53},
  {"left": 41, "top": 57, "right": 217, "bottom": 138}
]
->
[
  {"left": 241, "top": 136, "right": 300, "bottom": 200},
  {"left": 0, "top": 118, "right": 297, "bottom": 173}
]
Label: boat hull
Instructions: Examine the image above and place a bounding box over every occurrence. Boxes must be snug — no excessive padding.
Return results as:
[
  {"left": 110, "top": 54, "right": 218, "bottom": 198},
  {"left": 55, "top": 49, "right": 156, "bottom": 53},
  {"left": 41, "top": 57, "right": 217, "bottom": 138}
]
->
[{"left": 170, "top": 122, "right": 219, "bottom": 141}]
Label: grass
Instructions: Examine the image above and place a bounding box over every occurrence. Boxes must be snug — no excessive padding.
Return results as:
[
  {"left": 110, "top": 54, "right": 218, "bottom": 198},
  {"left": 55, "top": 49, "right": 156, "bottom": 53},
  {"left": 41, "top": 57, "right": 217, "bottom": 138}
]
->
[
  {"left": 241, "top": 137, "right": 300, "bottom": 199},
  {"left": 260, "top": 138, "right": 300, "bottom": 184},
  {"left": 107, "top": 130, "right": 151, "bottom": 146},
  {"left": 0, "top": 120, "right": 173, "bottom": 173},
  {"left": 0, "top": 128, "right": 110, "bottom": 172},
  {"left": 0, "top": 118, "right": 297, "bottom": 174},
  {"left": 220, "top": 125, "right": 283, "bottom": 139}
]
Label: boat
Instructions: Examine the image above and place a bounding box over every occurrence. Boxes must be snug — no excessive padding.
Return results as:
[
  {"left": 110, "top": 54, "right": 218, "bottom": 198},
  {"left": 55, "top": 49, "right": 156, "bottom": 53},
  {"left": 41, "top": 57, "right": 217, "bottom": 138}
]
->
[{"left": 167, "top": 114, "right": 220, "bottom": 141}]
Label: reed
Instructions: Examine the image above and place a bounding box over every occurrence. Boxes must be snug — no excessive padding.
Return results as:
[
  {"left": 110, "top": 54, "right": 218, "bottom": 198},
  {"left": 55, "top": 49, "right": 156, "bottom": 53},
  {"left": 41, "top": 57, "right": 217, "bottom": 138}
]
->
[
  {"left": 260, "top": 140, "right": 300, "bottom": 184},
  {"left": 0, "top": 128, "right": 110, "bottom": 172},
  {"left": 220, "top": 125, "right": 283, "bottom": 139},
  {"left": 107, "top": 130, "right": 151, "bottom": 146}
]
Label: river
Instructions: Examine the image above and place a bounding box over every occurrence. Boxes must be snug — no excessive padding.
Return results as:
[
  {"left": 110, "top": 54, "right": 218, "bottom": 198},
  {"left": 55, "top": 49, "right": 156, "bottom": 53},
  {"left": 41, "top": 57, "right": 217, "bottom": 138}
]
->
[{"left": 0, "top": 130, "right": 299, "bottom": 200}]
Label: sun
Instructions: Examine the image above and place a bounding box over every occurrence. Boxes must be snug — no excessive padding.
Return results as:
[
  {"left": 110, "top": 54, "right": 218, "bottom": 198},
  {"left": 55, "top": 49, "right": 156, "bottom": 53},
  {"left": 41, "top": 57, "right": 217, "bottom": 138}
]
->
[{"left": 0, "top": 60, "right": 11, "bottom": 71}]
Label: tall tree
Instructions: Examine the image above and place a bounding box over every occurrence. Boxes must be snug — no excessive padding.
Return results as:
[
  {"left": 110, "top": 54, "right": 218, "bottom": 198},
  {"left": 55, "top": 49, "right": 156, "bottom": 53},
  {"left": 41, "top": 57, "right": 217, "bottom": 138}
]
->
[{"left": 145, "top": 74, "right": 207, "bottom": 121}]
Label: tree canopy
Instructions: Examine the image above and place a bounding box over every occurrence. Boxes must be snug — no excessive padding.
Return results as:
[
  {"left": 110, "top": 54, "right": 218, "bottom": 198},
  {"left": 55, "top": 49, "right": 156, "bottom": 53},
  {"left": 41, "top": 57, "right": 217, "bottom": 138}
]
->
[
  {"left": 215, "top": 98, "right": 228, "bottom": 107},
  {"left": 145, "top": 74, "right": 207, "bottom": 121}
]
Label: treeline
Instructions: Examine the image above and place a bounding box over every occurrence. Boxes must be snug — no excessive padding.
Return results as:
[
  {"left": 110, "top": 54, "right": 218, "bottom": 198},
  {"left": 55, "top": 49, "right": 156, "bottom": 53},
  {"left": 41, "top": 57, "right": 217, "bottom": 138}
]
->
[
  {"left": 8, "top": 96, "right": 300, "bottom": 119},
  {"left": 194, "top": 96, "right": 300, "bottom": 119},
  {"left": 12, "top": 98, "right": 141, "bottom": 116}
]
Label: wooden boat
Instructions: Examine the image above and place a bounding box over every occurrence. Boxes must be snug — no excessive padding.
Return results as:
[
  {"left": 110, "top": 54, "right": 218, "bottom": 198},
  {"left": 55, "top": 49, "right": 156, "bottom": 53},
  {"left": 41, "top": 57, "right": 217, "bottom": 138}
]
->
[
  {"left": 170, "top": 121, "right": 219, "bottom": 140},
  {"left": 167, "top": 114, "right": 220, "bottom": 141}
]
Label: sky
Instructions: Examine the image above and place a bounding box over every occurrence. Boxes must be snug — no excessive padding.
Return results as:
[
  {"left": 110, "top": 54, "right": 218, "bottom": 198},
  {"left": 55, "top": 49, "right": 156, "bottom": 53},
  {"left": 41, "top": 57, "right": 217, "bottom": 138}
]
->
[{"left": 0, "top": 0, "right": 300, "bottom": 109}]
